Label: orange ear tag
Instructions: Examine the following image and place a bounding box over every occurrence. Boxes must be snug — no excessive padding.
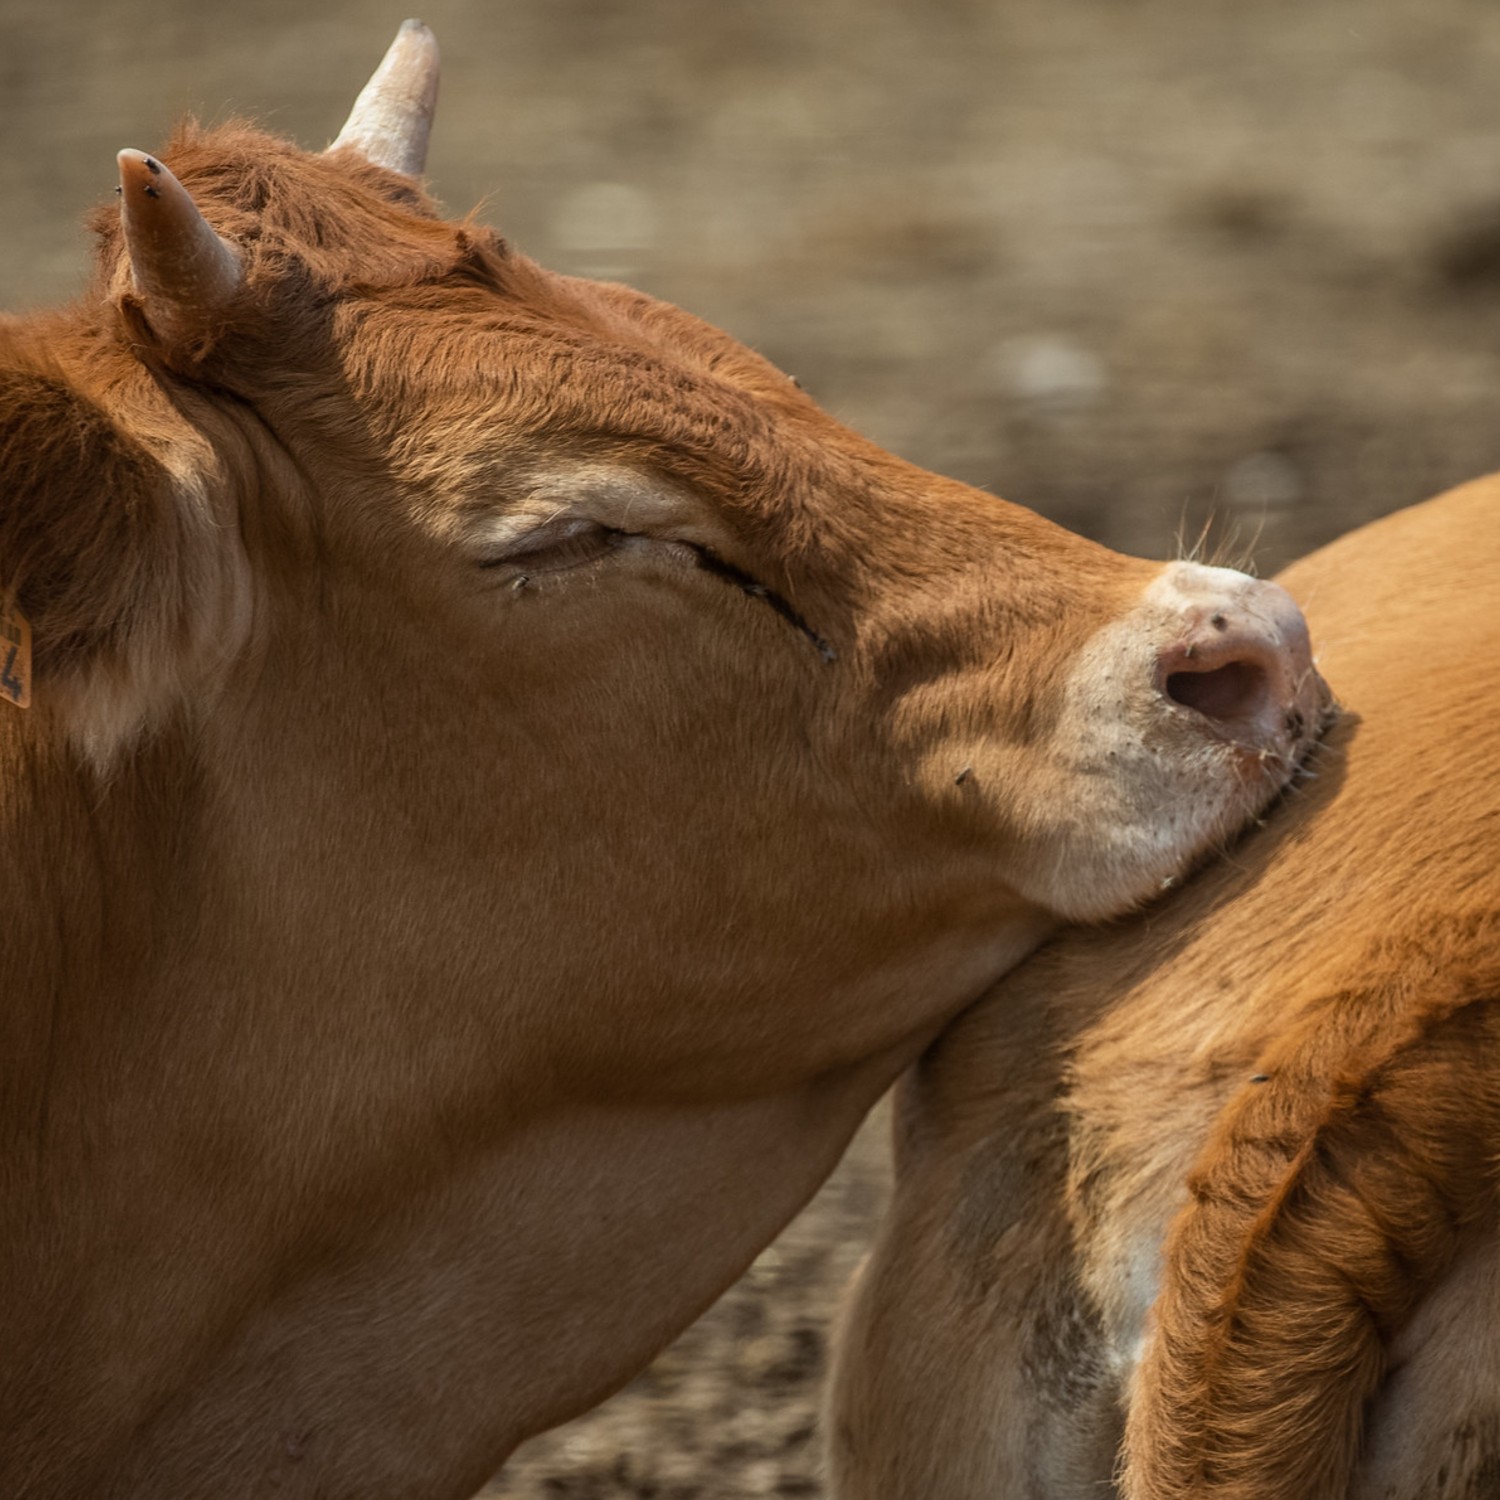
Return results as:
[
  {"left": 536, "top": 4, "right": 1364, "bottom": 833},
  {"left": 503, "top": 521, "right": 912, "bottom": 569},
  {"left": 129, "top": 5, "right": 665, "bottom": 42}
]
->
[{"left": 0, "top": 597, "right": 32, "bottom": 708}]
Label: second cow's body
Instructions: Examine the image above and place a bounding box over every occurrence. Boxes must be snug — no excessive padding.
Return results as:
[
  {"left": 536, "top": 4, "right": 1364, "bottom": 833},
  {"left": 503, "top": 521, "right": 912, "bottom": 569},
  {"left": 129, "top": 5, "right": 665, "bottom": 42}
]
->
[{"left": 829, "top": 477, "right": 1500, "bottom": 1500}]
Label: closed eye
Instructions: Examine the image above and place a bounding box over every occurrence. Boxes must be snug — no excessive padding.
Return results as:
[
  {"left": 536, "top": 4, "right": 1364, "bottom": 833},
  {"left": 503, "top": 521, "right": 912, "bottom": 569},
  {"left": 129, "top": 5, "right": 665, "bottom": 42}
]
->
[{"left": 479, "top": 518, "right": 837, "bottom": 664}]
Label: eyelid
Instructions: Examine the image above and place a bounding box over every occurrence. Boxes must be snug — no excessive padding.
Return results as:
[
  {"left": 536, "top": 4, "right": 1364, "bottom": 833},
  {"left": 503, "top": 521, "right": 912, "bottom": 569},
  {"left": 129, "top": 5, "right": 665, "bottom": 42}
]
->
[
  {"left": 476, "top": 513, "right": 616, "bottom": 569},
  {"left": 469, "top": 507, "right": 836, "bottom": 662}
]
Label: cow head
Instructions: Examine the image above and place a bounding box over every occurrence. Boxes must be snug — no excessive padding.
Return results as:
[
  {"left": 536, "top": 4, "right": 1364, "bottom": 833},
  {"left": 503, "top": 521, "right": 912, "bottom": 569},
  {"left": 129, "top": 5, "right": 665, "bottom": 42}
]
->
[{"left": 0, "top": 24, "right": 1329, "bottom": 1091}]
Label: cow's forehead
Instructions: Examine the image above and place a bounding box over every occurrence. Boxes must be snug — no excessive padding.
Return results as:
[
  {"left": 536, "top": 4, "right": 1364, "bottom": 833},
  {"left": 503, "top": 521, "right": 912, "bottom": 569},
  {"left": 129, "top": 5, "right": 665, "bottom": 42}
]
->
[
  {"left": 308, "top": 258, "right": 856, "bottom": 554},
  {"left": 342, "top": 263, "right": 793, "bottom": 417},
  {"left": 111, "top": 129, "right": 809, "bottom": 477},
  {"left": 330, "top": 291, "right": 801, "bottom": 533}
]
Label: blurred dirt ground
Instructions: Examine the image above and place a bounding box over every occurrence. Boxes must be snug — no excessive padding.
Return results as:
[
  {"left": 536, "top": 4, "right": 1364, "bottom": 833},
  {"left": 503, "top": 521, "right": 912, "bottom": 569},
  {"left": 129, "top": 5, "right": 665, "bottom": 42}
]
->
[{"left": 8, "top": 0, "right": 1500, "bottom": 1493}]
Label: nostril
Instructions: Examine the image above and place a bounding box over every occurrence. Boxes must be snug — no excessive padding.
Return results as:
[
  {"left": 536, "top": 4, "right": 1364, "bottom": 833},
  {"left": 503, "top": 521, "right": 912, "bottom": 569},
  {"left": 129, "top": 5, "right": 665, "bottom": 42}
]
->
[{"left": 1165, "top": 659, "right": 1268, "bottom": 724}]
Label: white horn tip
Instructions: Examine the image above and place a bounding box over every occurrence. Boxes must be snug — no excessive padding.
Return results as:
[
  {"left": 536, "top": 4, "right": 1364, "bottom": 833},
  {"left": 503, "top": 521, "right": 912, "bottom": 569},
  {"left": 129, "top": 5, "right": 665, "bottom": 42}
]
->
[{"left": 328, "top": 21, "right": 441, "bottom": 178}]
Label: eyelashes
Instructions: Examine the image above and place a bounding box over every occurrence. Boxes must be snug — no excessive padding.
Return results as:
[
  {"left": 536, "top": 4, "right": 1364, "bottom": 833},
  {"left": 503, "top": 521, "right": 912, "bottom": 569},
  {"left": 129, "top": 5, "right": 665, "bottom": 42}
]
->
[
  {"left": 687, "top": 545, "right": 837, "bottom": 664},
  {"left": 479, "top": 519, "right": 836, "bottom": 664}
]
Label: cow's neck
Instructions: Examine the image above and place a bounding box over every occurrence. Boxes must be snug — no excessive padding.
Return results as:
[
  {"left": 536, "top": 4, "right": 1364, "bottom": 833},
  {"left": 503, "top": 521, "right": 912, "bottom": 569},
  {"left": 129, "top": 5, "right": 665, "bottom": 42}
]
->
[
  {"left": 0, "top": 708, "right": 1058, "bottom": 1497},
  {"left": 1, "top": 717, "right": 213, "bottom": 1146},
  {"left": 79, "top": 1048, "right": 924, "bottom": 1497}
]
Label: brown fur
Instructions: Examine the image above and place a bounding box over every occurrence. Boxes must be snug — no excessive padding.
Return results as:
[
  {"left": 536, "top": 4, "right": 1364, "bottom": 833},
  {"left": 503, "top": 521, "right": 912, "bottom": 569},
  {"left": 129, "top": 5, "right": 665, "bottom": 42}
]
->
[
  {"left": 1127, "top": 924, "right": 1500, "bottom": 1498},
  {"left": 1, "top": 90, "right": 1324, "bottom": 1499},
  {"left": 828, "top": 478, "right": 1500, "bottom": 1499}
]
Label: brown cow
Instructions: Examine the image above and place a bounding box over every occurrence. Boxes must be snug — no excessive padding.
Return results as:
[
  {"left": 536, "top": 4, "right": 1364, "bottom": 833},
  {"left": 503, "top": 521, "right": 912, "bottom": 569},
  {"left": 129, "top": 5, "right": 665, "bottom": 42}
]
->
[
  {"left": 827, "top": 476, "right": 1500, "bottom": 1499},
  {"left": 0, "top": 25, "right": 1328, "bottom": 1499}
]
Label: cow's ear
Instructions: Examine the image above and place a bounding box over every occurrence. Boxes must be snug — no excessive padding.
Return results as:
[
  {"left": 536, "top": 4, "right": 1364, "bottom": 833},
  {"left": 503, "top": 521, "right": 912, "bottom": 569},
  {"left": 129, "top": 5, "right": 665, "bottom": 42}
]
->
[
  {"left": 0, "top": 348, "right": 247, "bottom": 765},
  {"left": 110, "top": 149, "right": 244, "bottom": 368}
]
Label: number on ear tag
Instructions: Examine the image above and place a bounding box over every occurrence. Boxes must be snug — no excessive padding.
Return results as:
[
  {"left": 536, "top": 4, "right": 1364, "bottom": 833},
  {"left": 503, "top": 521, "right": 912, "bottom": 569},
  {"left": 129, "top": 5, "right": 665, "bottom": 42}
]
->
[{"left": 1, "top": 598, "right": 32, "bottom": 708}]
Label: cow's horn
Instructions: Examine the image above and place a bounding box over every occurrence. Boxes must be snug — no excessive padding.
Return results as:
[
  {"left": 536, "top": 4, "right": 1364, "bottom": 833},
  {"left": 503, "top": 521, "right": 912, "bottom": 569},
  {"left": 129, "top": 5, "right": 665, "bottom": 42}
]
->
[
  {"left": 116, "top": 149, "right": 244, "bottom": 347},
  {"left": 328, "top": 19, "right": 440, "bottom": 177}
]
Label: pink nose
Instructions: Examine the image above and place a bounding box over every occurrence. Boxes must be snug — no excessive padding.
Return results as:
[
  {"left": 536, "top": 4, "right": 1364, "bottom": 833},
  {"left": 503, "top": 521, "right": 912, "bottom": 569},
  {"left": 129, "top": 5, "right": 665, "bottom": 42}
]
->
[{"left": 1154, "top": 570, "right": 1326, "bottom": 750}]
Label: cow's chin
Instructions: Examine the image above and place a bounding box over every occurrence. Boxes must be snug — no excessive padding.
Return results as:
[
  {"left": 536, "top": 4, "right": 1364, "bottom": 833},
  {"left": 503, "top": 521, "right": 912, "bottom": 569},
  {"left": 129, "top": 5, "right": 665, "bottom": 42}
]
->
[{"left": 1012, "top": 747, "right": 1306, "bottom": 924}]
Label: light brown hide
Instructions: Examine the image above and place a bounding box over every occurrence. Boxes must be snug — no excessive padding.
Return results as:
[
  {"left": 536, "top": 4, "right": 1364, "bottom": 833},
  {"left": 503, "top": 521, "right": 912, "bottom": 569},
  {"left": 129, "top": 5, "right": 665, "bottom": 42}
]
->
[
  {"left": 827, "top": 478, "right": 1500, "bottom": 1499},
  {"left": 0, "top": 36, "right": 1326, "bottom": 1500}
]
